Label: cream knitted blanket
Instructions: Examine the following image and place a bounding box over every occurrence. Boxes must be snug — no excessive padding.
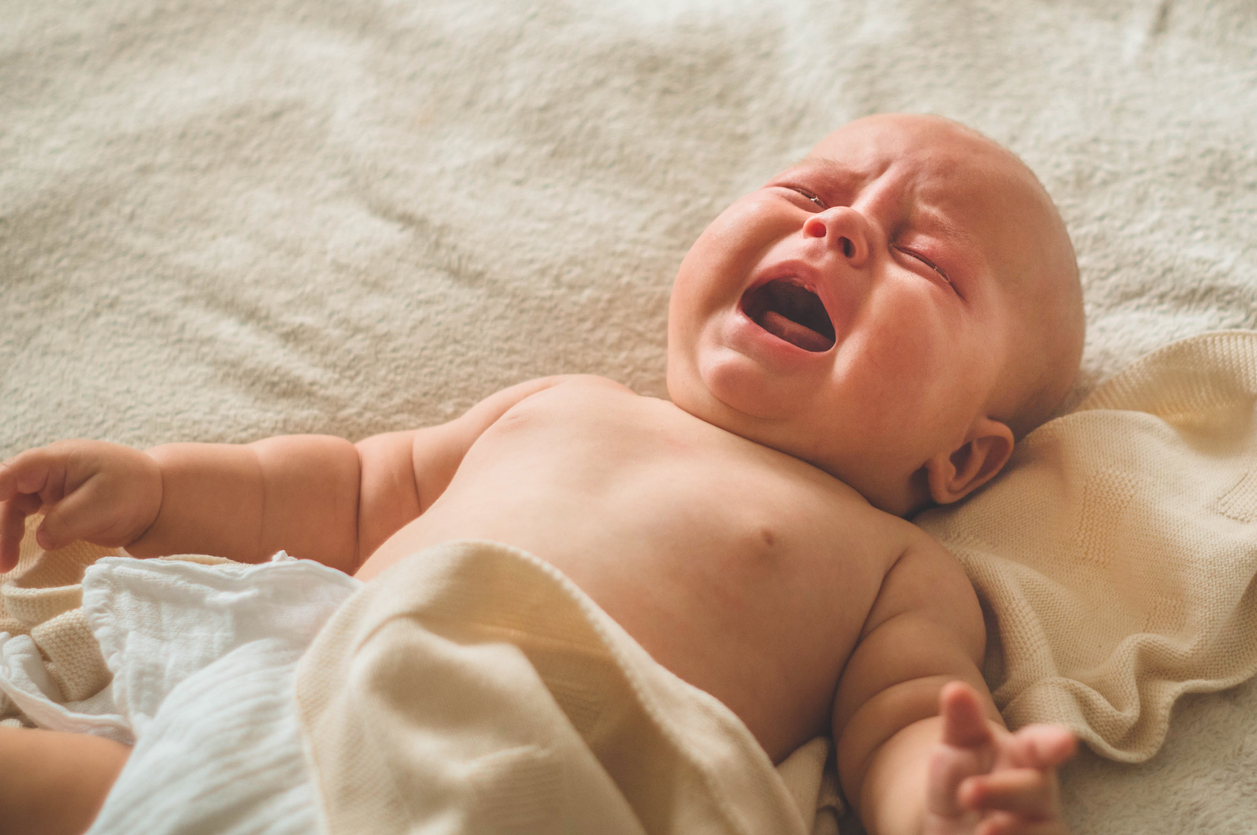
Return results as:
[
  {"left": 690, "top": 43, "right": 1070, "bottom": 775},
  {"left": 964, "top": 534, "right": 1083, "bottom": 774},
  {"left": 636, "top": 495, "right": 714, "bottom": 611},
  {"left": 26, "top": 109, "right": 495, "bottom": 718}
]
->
[
  {"left": 917, "top": 331, "right": 1257, "bottom": 763},
  {"left": 294, "top": 540, "right": 813, "bottom": 835},
  {"left": 0, "top": 528, "right": 117, "bottom": 725}
]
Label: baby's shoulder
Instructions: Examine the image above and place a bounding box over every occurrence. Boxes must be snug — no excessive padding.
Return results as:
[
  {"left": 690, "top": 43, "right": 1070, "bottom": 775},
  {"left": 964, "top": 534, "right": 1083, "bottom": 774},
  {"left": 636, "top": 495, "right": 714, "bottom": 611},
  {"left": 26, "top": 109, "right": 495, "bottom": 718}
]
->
[
  {"left": 807, "top": 479, "right": 929, "bottom": 544},
  {"left": 880, "top": 518, "right": 970, "bottom": 586},
  {"left": 508, "top": 374, "right": 637, "bottom": 406},
  {"left": 469, "top": 374, "right": 638, "bottom": 424},
  {"left": 861, "top": 522, "right": 983, "bottom": 646}
]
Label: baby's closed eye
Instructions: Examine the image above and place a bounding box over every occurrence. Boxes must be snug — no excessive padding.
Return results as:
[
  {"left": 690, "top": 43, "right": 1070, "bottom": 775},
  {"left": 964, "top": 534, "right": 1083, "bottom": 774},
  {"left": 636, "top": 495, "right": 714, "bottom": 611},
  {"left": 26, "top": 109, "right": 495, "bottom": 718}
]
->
[
  {"left": 895, "top": 246, "right": 951, "bottom": 284},
  {"left": 791, "top": 187, "right": 826, "bottom": 209}
]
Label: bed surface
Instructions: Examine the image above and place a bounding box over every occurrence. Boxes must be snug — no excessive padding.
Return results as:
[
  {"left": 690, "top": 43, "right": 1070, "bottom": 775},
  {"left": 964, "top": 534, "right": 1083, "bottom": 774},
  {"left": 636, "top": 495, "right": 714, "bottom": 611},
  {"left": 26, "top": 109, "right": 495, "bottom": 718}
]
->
[{"left": 3, "top": 0, "right": 1256, "bottom": 831}]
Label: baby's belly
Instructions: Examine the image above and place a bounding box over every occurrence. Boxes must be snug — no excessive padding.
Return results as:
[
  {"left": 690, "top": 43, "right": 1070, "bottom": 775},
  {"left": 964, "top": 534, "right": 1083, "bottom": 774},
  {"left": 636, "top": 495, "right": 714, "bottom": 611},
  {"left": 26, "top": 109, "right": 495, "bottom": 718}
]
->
[{"left": 356, "top": 474, "right": 889, "bottom": 761}]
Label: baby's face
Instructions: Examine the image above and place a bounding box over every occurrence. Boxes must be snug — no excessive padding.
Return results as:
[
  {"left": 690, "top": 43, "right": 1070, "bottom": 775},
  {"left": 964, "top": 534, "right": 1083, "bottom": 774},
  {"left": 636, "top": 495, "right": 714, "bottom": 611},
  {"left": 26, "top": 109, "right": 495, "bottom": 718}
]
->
[{"left": 666, "top": 113, "right": 1077, "bottom": 515}]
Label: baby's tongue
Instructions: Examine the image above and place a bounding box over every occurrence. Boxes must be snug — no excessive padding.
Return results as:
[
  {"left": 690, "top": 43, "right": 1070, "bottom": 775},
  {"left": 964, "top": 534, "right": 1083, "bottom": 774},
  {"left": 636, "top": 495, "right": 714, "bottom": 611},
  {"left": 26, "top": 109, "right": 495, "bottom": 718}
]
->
[{"left": 759, "top": 310, "right": 834, "bottom": 352}]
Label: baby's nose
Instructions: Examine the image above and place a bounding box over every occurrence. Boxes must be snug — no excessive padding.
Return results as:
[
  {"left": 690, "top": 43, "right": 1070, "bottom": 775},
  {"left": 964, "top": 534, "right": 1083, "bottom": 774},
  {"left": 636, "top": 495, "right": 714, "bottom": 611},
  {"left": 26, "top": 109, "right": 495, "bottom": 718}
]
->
[{"left": 802, "top": 207, "right": 870, "bottom": 265}]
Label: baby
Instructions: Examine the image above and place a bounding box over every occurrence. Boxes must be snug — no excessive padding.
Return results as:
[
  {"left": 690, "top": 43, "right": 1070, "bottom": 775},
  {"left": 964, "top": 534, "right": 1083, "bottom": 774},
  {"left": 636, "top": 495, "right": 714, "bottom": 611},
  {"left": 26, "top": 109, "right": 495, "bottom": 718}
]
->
[{"left": 0, "top": 113, "right": 1085, "bottom": 835}]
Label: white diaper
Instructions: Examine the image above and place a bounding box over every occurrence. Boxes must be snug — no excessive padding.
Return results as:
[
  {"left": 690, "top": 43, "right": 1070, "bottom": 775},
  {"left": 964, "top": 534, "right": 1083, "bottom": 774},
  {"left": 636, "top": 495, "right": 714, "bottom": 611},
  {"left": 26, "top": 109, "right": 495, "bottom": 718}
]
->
[{"left": 61, "top": 553, "right": 360, "bottom": 835}]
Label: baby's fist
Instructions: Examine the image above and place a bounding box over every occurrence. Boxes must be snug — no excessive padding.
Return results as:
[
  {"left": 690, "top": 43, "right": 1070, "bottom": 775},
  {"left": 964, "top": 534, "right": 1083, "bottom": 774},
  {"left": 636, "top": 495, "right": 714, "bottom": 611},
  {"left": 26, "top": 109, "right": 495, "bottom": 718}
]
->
[
  {"left": 0, "top": 440, "right": 162, "bottom": 572},
  {"left": 925, "top": 681, "right": 1075, "bottom": 835}
]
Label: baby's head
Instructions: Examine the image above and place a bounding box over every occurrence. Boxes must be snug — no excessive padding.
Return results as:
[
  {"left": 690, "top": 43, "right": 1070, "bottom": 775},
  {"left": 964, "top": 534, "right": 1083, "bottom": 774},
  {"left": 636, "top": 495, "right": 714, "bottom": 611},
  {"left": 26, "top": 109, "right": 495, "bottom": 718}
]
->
[{"left": 666, "top": 113, "right": 1084, "bottom": 516}]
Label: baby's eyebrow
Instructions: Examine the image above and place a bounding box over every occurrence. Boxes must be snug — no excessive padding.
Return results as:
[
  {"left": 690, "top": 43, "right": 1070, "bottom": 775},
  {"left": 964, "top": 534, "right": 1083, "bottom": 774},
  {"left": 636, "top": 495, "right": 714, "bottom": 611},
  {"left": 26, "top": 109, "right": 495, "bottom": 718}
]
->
[
  {"left": 798, "top": 155, "right": 868, "bottom": 184},
  {"left": 911, "top": 205, "right": 961, "bottom": 236},
  {"left": 904, "top": 188, "right": 978, "bottom": 237}
]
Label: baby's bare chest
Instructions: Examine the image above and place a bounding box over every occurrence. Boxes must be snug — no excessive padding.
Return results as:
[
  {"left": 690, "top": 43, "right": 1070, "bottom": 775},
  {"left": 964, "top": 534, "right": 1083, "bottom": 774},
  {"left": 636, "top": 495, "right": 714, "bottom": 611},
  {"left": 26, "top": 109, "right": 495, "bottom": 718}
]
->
[
  {"left": 443, "top": 382, "right": 904, "bottom": 587},
  {"left": 387, "top": 382, "right": 917, "bottom": 757}
]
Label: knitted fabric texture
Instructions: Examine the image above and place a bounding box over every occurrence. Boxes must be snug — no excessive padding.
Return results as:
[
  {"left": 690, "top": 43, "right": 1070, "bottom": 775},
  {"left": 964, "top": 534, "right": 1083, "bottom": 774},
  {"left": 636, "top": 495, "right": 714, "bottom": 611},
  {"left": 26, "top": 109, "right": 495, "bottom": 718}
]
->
[
  {"left": 0, "top": 518, "right": 118, "bottom": 725},
  {"left": 0, "top": 517, "right": 232, "bottom": 727},
  {"left": 916, "top": 331, "right": 1257, "bottom": 762},
  {"left": 295, "top": 540, "right": 816, "bottom": 835}
]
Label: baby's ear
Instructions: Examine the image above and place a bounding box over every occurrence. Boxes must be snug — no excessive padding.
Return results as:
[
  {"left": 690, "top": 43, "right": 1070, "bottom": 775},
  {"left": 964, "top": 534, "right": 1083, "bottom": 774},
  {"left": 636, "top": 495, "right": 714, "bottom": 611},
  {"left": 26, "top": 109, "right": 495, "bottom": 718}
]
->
[{"left": 925, "top": 418, "right": 1015, "bottom": 505}]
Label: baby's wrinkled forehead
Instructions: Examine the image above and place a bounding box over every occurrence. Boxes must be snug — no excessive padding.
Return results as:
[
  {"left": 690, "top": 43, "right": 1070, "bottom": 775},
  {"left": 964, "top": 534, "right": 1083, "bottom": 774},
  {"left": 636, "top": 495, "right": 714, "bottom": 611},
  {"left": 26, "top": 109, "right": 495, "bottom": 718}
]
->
[
  {"left": 802, "top": 118, "right": 1048, "bottom": 256},
  {"left": 806, "top": 115, "right": 1039, "bottom": 206},
  {"left": 800, "top": 115, "right": 1077, "bottom": 335}
]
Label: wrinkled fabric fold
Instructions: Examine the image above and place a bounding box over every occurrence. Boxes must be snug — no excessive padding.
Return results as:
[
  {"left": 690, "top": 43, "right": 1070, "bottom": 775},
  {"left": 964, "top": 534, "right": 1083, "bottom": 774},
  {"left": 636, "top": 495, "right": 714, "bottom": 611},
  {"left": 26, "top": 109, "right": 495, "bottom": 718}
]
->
[
  {"left": 295, "top": 539, "right": 814, "bottom": 835},
  {"left": 918, "top": 331, "right": 1257, "bottom": 762}
]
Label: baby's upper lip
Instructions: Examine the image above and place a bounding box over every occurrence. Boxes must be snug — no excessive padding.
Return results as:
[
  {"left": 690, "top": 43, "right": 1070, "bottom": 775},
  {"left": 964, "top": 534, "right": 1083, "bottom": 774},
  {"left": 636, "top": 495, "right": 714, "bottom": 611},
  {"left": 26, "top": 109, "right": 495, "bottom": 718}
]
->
[
  {"left": 742, "top": 258, "right": 841, "bottom": 349},
  {"left": 754, "top": 258, "right": 823, "bottom": 290}
]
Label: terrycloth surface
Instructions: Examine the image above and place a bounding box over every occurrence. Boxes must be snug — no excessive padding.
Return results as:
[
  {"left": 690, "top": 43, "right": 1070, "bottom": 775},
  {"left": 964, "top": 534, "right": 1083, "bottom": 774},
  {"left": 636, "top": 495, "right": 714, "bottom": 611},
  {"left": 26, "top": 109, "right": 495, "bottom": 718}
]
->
[
  {"left": 916, "top": 331, "right": 1257, "bottom": 762},
  {"left": 295, "top": 540, "right": 810, "bottom": 835},
  {"left": 2, "top": 0, "right": 1256, "bottom": 832}
]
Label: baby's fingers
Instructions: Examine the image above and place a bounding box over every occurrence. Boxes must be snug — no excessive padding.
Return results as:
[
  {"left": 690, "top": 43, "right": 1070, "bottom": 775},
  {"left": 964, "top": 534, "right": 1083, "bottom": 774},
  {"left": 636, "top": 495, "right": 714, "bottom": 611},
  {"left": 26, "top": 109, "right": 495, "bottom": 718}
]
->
[
  {"left": 960, "top": 767, "right": 1058, "bottom": 818},
  {"left": 940, "top": 680, "right": 995, "bottom": 749},
  {"left": 0, "top": 459, "right": 15, "bottom": 500},
  {"left": 1004, "top": 725, "right": 1077, "bottom": 770},
  {"left": 0, "top": 447, "right": 73, "bottom": 506},
  {"left": 37, "top": 476, "right": 140, "bottom": 552},
  {"left": 927, "top": 742, "right": 988, "bottom": 818},
  {"left": 0, "top": 492, "right": 41, "bottom": 573},
  {"left": 0, "top": 449, "right": 65, "bottom": 572}
]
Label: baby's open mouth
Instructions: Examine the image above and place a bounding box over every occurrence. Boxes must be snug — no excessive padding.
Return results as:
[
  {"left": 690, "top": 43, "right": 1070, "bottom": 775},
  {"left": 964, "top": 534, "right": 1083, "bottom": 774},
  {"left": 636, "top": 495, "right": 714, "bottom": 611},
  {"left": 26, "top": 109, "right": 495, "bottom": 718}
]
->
[{"left": 742, "top": 279, "right": 835, "bottom": 352}]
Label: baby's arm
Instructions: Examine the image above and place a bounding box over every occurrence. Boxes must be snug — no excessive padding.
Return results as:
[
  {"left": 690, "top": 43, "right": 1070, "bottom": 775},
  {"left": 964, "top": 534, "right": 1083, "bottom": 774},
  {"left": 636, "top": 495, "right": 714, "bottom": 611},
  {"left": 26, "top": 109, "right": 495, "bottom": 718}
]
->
[
  {"left": 0, "top": 377, "right": 569, "bottom": 573},
  {"left": 833, "top": 538, "right": 1075, "bottom": 835}
]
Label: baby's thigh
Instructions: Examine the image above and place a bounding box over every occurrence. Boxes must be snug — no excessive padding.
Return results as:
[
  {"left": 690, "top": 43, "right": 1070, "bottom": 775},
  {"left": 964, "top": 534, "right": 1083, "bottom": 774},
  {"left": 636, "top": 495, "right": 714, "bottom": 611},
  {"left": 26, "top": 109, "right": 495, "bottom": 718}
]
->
[{"left": 0, "top": 726, "right": 130, "bottom": 835}]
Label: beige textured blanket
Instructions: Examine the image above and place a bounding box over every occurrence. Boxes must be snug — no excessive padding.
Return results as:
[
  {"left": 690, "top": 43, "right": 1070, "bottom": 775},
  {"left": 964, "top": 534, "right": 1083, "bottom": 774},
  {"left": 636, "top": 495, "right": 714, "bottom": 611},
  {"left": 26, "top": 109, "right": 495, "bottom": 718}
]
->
[
  {"left": 917, "top": 331, "right": 1257, "bottom": 763},
  {"left": 0, "top": 529, "right": 117, "bottom": 721},
  {"left": 5, "top": 0, "right": 1257, "bottom": 830},
  {"left": 294, "top": 540, "right": 815, "bottom": 835}
]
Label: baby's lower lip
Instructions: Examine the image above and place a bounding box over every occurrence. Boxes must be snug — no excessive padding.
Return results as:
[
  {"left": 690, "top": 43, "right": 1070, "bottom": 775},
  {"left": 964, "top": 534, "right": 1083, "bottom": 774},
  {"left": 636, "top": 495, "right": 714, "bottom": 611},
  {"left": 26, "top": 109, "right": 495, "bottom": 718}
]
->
[{"left": 740, "top": 279, "right": 835, "bottom": 352}]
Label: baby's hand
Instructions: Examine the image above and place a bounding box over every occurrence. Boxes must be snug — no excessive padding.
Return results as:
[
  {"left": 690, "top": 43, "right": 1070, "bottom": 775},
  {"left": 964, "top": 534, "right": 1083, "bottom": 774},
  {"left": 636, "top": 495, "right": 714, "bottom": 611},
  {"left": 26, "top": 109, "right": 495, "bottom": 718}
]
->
[
  {"left": 924, "top": 681, "right": 1076, "bottom": 835},
  {"left": 0, "top": 440, "right": 162, "bottom": 573}
]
